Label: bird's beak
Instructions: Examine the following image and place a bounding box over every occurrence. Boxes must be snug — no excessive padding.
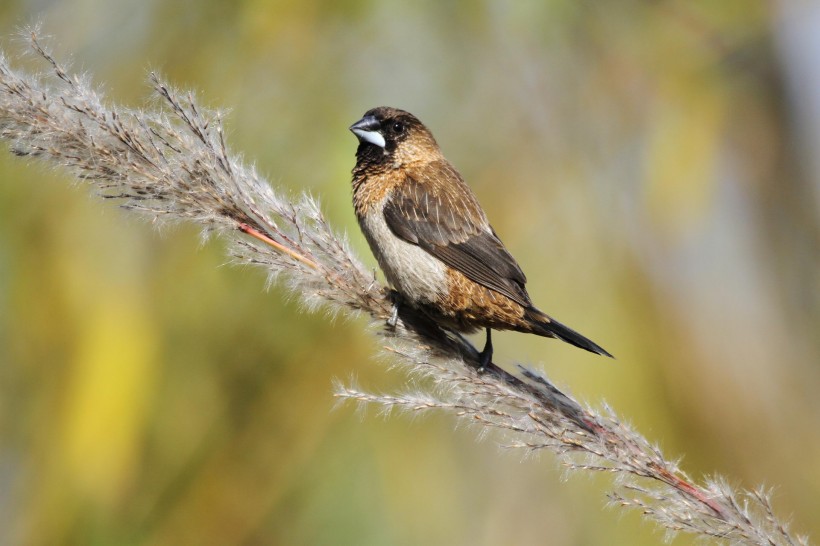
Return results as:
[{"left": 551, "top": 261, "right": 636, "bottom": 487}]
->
[{"left": 349, "top": 115, "right": 386, "bottom": 148}]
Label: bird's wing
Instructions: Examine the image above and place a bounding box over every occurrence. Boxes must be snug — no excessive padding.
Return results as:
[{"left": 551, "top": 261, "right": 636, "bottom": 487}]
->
[{"left": 383, "top": 160, "right": 531, "bottom": 307}]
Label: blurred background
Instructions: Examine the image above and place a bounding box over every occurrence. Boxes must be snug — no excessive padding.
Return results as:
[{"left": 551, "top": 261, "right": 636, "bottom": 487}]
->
[{"left": 0, "top": 1, "right": 818, "bottom": 545}]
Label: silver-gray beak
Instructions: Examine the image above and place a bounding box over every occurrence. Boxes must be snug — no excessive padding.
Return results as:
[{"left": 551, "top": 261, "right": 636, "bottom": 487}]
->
[{"left": 349, "top": 115, "right": 386, "bottom": 148}]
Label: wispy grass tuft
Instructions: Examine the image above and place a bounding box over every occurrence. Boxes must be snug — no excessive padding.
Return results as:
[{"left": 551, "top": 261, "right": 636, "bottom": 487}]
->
[{"left": 0, "top": 29, "right": 809, "bottom": 546}]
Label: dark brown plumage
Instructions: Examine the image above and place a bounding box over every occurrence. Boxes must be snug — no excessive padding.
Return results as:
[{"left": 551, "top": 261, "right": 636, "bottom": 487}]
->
[{"left": 349, "top": 106, "right": 611, "bottom": 365}]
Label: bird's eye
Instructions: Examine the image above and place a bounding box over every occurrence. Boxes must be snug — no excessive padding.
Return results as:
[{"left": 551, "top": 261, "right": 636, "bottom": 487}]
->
[{"left": 392, "top": 121, "right": 405, "bottom": 134}]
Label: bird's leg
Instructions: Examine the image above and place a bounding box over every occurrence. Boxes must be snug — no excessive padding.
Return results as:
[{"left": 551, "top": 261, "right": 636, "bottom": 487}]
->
[
  {"left": 387, "top": 301, "right": 400, "bottom": 329},
  {"left": 478, "top": 328, "right": 493, "bottom": 370},
  {"left": 386, "top": 290, "right": 402, "bottom": 329}
]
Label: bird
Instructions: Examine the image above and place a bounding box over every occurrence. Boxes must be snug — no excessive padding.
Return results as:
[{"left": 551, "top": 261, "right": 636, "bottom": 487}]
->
[{"left": 349, "top": 106, "right": 612, "bottom": 367}]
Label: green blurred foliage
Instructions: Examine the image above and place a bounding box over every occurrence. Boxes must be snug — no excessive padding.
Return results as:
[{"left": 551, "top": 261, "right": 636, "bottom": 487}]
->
[{"left": 0, "top": 1, "right": 818, "bottom": 545}]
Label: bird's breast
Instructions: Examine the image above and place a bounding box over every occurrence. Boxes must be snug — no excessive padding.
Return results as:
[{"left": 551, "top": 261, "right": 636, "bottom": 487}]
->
[{"left": 358, "top": 197, "right": 448, "bottom": 305}]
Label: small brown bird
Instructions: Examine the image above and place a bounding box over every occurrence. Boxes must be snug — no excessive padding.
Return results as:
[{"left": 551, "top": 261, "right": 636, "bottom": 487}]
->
[{"left": 349, "top": 107, "right": 611, "bottom": 366}]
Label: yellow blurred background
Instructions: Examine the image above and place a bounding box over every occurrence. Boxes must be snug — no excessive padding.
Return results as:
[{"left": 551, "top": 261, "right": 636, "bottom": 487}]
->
[{"left": 0, "top": 1, "right": 818, "bottom": 545}]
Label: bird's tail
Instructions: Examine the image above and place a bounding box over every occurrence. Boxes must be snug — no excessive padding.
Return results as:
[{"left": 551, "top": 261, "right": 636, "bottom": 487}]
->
[{"left": 524, "top": 307, "right": 613, "bottom": 358}]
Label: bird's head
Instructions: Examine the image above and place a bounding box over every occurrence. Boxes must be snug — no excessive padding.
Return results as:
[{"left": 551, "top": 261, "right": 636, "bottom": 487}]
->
[{"left": 349, "top": 107, "right": 440, "bottom": 167}]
